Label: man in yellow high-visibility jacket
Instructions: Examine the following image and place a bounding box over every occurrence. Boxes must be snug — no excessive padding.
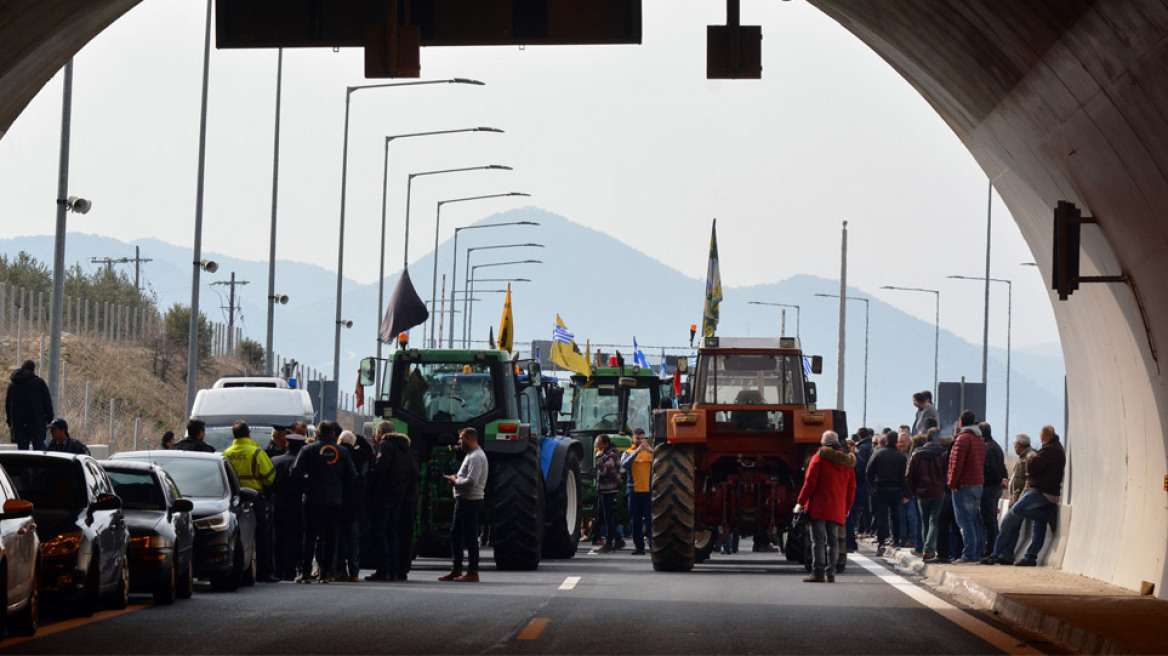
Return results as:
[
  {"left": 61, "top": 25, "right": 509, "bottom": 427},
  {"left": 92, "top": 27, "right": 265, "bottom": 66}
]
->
[{"left": 224, "top": 421, "right": 279, "bottom": 582}]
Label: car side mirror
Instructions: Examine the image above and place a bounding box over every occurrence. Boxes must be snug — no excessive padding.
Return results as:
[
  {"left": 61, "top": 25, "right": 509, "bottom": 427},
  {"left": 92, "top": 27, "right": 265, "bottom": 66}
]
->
[
  {"left": 239, "top": 488, "right": 260, "bottom": 503},
  {"left": 171, "top": 498, "right": 194, "bottom": 513},
  {"left": 0, "top": 498, "right": 33, "bottom": 519},
  {"left": 359, "top": 357, "right": 377, "bottom": 388},
  {"left": 91, "top": 494, "right": 122, "bottom": 512},
  {"left": 545, "top": 385, "right": 564, "bottom": 413}
]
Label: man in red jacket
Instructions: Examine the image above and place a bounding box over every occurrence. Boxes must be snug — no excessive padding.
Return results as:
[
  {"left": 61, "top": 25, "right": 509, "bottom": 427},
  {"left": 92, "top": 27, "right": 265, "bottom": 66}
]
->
[
  {"left": 797, "top": 431, "right": 857, "bottom": 583},
  {"left": 947, "top": 410, "right": 987, "bottom": 563}
]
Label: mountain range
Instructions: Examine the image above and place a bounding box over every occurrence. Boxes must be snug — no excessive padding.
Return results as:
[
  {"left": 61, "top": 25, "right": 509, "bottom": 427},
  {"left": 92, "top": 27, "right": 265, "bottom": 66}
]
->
[{"left": 0, "top": 207, "right": 1066, "bottom": 437}]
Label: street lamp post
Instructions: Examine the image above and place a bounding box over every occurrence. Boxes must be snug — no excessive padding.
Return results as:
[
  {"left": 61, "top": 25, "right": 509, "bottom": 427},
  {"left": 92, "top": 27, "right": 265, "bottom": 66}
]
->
[
  {"left": 265, "top": 48, "right": 283, "bottom": 377},
  {"left": 374, "top": 129, "right": 504, "bottom": 377},
  {"left": 948, "top": 274, "right": 1013, "bottom": 437},
  {"left": 186, "top": 0, "right": 214, "bottom": 414},
  {"left": 430, "top": 193, "right": 530, "bottom": 346},
  {"left": 402, "top": 165, "right": 513, "bottom": 346},
  {"left": 466, "top": 260, "right": 541, "bottom": 346},
  {"left": 462, "top": 245, "right": 544, "bottom": 346},
  {"left": 747, "top": 301, "right": 801, "bottom": 339},
  {"left": 815, "top": 294, "right": 869, "bottom": 426},
  {"left": 332, "top": 77, "right": 484, "bottom": 394},
  {"left": 880, "top": 285, "right": 941, "bottom": 398},
  {"left": 449, "top": 221, "right": 539, "bottom": 347}
]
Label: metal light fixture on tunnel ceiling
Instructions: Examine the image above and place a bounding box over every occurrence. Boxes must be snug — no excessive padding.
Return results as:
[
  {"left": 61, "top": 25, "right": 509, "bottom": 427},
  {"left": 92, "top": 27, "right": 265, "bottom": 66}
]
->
[{"left": 707, "top": 0, "right": 762, "bottom": 79}]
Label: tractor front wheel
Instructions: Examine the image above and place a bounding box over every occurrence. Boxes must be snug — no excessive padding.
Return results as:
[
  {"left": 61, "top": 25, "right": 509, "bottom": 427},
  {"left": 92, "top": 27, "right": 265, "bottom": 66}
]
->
[
  {"left": 541, "top": 451, "right": 582, "bottom": 559},
  {"left": 490, "top": 439, "right": 544, "bottom": 570},
  {"left": 650, "top": 443, "right": 696, "bottom": 572}
]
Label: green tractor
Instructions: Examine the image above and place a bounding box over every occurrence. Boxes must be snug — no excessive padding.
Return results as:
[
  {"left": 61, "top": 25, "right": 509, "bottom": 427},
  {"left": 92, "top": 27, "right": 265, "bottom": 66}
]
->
[
  {"left": 361, "top": 348, "right": 584, "bottom": 570},
  {"left": 568, "top": 359, "right": 665, "bottom": 540}
]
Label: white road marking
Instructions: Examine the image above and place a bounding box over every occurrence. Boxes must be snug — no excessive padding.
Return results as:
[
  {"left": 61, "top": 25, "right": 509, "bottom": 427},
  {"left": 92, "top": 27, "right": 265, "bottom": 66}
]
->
[
  {"left": 559, "top": 576, "right": 581, "bottom": 590},
  {"left": 852, "top": 555, "right": 1043, "bottom": 655}
]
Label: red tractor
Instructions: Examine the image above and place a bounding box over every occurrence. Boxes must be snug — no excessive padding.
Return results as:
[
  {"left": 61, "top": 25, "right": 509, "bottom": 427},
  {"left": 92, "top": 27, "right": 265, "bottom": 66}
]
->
[{"left": 650, "top": 336, "right": 847, "bottom": 571}]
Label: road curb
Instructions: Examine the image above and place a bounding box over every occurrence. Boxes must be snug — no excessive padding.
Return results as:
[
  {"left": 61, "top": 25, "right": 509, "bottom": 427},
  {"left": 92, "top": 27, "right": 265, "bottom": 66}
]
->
[{"left": 885, "top": 549, "right": 1131, "bottom": 655}]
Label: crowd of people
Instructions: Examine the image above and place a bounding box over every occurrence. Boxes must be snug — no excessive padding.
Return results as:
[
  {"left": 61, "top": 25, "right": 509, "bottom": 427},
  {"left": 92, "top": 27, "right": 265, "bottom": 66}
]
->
[
  {"left": 841, "top": 391, "right": 1066, "bottom": 568},
  {"left": 166, "top": 417, "right": 490, "bottom": 585}
]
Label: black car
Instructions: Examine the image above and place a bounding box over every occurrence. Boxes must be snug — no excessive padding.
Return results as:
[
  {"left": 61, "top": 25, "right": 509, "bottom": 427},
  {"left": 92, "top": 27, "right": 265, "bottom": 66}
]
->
[
  {"left": 0, "top": 452, "right": 130, "bottom": 615},
  {"left": 99, "top": 461, "right": 195, "bottom": 604},
  {"left": 109, "top": 451, "right": 257, "bottom": 592}
]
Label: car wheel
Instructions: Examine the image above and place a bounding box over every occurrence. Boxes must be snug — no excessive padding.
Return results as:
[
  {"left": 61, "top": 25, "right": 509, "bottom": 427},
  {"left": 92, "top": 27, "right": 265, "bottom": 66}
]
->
[
  {"left": 176, "top": 559, "right": 194, "bottom": 600},
  {"left": 8, "top": 563, "right": 39, "bottom": 636},
  {"left": 104, "top": 555, "right": 130, "bottom": 610},
  {"left": 153, "top": 562, "right": 177, "bottom": 605},
  {"left": 211, "top": 541, "right": 241, "bottom": 592}
]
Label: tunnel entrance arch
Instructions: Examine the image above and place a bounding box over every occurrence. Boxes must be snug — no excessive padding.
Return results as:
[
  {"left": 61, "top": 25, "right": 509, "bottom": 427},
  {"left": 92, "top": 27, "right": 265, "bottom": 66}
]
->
[{"left": 2, "top": 0, "right": 1166, "bottom": 599}]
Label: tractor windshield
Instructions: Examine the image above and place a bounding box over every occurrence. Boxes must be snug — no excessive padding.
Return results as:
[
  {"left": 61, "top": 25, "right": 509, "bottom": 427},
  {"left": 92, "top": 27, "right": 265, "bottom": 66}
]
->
[
  {"left": 697, "top": 353, "right": 805, "bottom": 406},
  {"left": 395, "top": 361, "right": 498, "bottom": 422},
  {"left": 572, "top": 384, "right": 653, "bottom": 434}
]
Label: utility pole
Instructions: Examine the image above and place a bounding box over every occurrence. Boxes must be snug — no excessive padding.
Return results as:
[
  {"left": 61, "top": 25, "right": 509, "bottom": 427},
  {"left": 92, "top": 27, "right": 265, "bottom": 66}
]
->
[
  {"left": 91, "top": 246, "right": 153, "bottom": 291},
  {"left": 210, "top": 272, "right": 249, "bottom": 353}
]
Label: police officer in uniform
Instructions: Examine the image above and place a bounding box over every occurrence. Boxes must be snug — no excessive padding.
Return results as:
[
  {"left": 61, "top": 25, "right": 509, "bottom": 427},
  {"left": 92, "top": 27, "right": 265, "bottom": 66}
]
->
[
  {"left": 223, "top": 421, "right": 279, "bottom": 582},
  {"left": 270, "top": 430, "right": 307, "bottom": 580},
  {"left": 291, "top": 420, "right": 356, "bottom": 583}
]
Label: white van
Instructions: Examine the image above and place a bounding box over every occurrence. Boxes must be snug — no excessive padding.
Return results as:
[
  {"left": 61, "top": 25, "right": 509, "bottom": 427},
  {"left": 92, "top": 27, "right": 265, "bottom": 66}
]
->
[{"left": 190, "top": 386, "right": 315, "bottom": 451}]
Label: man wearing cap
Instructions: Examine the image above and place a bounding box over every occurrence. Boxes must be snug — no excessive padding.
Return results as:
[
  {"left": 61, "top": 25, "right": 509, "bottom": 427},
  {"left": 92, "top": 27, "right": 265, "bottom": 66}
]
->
[
  {"left": 223, "top": 421, "right": 279, "bottom": 582},
  {"left": 45, "top": 418, "right": 89, "bottom": 455},
  {"left": 5, "top": 360, "right": 54, "bottom": 451},
  {"left": 796, "top": 431, "right": 857, "bottom": 583},
  {"left": 271, "top": 428, "right": 307, "bottom": 580},
  {"left": 265, "top": 424, "right": 291, "bottom": 460}
]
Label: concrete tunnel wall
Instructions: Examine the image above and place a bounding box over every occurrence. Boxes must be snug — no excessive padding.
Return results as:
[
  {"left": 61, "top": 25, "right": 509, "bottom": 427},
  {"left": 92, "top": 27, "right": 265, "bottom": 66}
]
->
[
  {"left": 1, "top": 0, "right": 1166, "bottom": 598},
  {"left": 811, "top": 0, "right": 1168, "bottom": 597}
]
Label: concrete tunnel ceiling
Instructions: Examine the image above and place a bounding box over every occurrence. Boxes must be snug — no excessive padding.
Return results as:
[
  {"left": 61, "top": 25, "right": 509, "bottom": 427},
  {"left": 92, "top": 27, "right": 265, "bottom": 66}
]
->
[{"left": 1, "top": 0, "right": 1166, "bottom": 597}]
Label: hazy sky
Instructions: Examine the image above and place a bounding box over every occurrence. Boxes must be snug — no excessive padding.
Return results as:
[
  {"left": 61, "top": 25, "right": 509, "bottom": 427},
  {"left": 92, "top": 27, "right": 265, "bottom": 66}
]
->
[{"left": 0, "top": 0, "right": 1058, "bottom": 352}]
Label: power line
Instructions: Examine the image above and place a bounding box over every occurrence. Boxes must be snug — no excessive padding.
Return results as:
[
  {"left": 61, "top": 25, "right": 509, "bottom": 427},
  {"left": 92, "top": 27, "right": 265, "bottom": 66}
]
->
[
  {"left": 209, "top": 272, "right": 249, "bottom": 352},
  {"left": 90, "top": 246, "right": 153, "bottom": 291}
]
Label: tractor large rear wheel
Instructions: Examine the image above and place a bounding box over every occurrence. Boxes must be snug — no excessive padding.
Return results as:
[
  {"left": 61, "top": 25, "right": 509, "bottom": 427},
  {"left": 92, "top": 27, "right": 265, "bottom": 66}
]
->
[
  {"left": 490, "top": 439, "right": 544, "bottom": 570},
  {"left": 541, "top": 451, "right": 582, "bottom": 559},
  {"left": 651, "top": 443, "right": 695, "bottom": 572}
]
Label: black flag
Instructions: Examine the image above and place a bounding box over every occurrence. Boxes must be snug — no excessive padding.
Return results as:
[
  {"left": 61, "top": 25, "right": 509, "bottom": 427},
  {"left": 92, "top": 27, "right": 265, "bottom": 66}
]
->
[{"left": 380, "top": 266, "right": 430, "bottom": 344}]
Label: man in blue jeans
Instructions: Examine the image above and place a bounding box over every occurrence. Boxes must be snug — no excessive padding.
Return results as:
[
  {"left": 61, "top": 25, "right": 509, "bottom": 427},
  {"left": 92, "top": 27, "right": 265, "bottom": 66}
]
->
[
  {"left": 988, "top": 425, "right": 1065, "bottom": 566},
  {"left": 947, "top": 411, "right": 986, "bottom": 563}
]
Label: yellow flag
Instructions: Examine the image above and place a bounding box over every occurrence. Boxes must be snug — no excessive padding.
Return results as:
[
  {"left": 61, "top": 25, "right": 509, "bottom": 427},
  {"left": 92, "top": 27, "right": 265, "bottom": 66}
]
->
[
  {"left": 550, "top": 314, "right": 591, "bottom": 375},
  {"left": 498, "top": 284, "right": 514, "bottom": 352}
]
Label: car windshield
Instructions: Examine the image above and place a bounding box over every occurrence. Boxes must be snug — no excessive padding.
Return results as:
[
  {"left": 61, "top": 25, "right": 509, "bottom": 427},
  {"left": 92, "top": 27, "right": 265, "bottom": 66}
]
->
[
  {"left": 697, "top": 353, "right": 806, "bottom": 406},
  {"left": 1, "top": 459, "right": 86, "bottom": 509},
  {"left": 203, "top": 426, "right": 273, "bottom": 452},
  {"left": 106, "top": 469, "right": 165, "bottom": 510},
  {"left": 395, "top": 362, "right": 497, "bottom": 422},
  {"left": 125, "top": 457, "right": 226, "bottom": 498}
]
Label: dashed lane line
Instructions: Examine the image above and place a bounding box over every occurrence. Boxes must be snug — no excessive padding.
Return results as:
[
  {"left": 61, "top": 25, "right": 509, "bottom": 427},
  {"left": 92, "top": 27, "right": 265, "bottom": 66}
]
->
[
  {"left": 0, "top": 604, "right": 149, "bottom": 649},
  {"left": 853, "top": 555, "right": 1043, "bottom": 655},
  {"left": 558, "top": 576, "right": 580, "bottom": 591},
  {"left": 517, "top": 618, "right": 550, "bottom": 640}
]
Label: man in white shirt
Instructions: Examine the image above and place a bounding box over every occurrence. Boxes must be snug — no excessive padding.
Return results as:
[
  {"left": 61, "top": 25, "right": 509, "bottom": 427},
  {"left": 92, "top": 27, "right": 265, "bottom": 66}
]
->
[{"left": 439, "top": 427, "right": 489, "bottom": 583}]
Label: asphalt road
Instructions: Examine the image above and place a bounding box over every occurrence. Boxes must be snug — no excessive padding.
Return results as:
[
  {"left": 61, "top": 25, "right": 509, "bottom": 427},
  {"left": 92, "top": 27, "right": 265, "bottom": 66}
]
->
[{"left": 1, "top": 542, "right": 1041, "bottom": 655}]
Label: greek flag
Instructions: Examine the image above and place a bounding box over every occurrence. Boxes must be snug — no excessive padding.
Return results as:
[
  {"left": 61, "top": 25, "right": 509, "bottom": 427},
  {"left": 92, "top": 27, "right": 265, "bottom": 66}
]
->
[
  {"left": 633, "top": 337, "right": 650, "bottom": 369},
  {"left": 552, "top": 324, "right": 574, "bottom": 344},
  {"left": 802, "top": 356, "right": 812, "bottom": 376},
  {"left": 659, "top": 349, "right": 668, "bottom": 379}
]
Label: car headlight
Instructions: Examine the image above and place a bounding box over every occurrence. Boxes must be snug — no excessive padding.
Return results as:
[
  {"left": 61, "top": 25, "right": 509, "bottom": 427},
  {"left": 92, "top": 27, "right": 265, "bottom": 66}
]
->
[
  {"left": 131, "top": 535, "right": 167, "bottom": 551},
  {"left": 42, "top": 530, "right": 83, "bottom": 557},
  {"left": 193, "top": 511, "right": 231, "bottom": 531}
]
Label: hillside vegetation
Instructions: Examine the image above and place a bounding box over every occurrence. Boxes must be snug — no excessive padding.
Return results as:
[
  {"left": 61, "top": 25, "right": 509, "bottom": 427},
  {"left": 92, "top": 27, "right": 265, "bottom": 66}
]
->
[{"left": 1, "top": 331, "right": 250, "bottom": 451}]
